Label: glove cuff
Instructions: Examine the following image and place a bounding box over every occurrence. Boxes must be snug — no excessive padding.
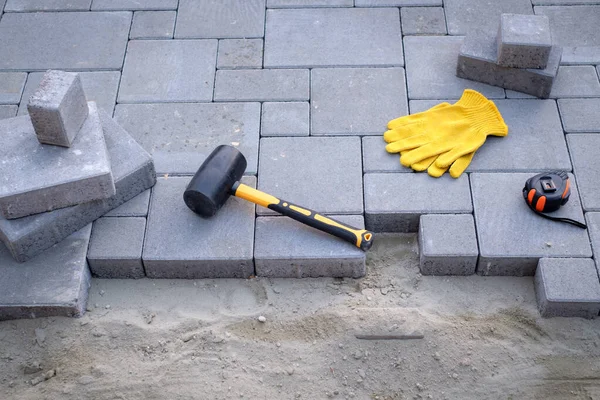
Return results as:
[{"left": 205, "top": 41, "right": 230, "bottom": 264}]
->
[
  {"left": 456, "top": 89, "right": 490, "bottom": 108},
  {"left": 466, "top": 101, "right": 508, "bottom": 137}
]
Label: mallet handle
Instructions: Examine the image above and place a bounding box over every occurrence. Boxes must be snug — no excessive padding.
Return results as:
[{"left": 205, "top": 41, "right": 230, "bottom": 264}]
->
[{"left": 233, "top": 183, "right": 373, "bottom": 251}]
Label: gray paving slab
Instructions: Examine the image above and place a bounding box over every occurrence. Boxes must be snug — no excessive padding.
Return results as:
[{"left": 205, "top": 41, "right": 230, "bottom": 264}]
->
[
  {"left": 404, "top": 36, "right": 505, "bottom": 100},
  {"left": 0, "top": 110, "right": 155, "bottom": 263},
  {"left": 119, "top": 40, "right": 217, "bottom": 103},
  {"left": 535, "top": 258, "right": 600, "bottom": 319},
  {"left": 19, "top": 71, "right": 120, "bottom": 116},
  {"left": 497, "top": 14, "right": 552, "bottom": 69},
  {"left": 0, "top": 72, "right": 26, "bottom": 104},
  {"left": 4, "top": 0, "right": 91, "bottom": 11},
  {"left": 558, "top": 99, "right": 600, "bottom": 133},
  {"left": 567, "top": 134, "right": 600, "bottom": 212},
  {"left": 0, "top": 105, "right": 16, "bottom": 119},
  {"left": 0, "top": 12, "right": 131, "bottom": 71},
  {"left": 586, "top": 213, "right": 600, "bottom": 270},
  {"left": 255, "top": 215, "right": 366, "bottom": 278},
  {"left": 0, "top": 0, "right": 5, "bottom": 12},
  {"left": 471, "top": 173, "right": 592, "bottom": 276},
  {"left": 143, "top": 176, "right": 255, "bottom": 279},
  {"left": 548, "top": 66, "right": 600, "bottom": 98},
  {"left": 88, "top": 217, "right": 146, "bottom": 279},
  {"left": 401, "top": 7, "right": 446, "bottom": 36},
  {"left": 176, "top": 0, "right": 266, "bottom": 39},
  {"left": 311, "top": 67, "right": 408, "bottom": 136},
  {"left": 268, "top": 0, "right": 353, "bottom": 6},
  {"left": 217, "top": 39, "right": 263, "bottom": 69},
  {"left": 362, "top": 136, "right": 412, "bottom": 174},
  {"left": 264, "top": 8, "right": 404, "bottom": 68},
  {"left": 115, "top": 103, "right": 260, "bottom": 175},
  {"left": 130, "top": 11, "right": 175, "bottom": 39},
  {"left": 92, "top": 0, "right": 177, "bottom": 10},
  {"left": 104, "top": 190, "right": 150, "bottom": 217},
  {"left": 364, "top": 173, "right": 473, "bottom": 233},
  {"left": 0, "top": 103, "right": 115, "bottom": 219},
  {"left": 533, "top": 0, "right": 600, "bottom": 3},
  {"left": 355, "top": 0, "right": 441, "bottom": 5},
  {"left": 261, "top": 102, "right": 309, "bottom": 137},
  {"left": 214, "top": 70, "right": 309, "bottom": 102},
  {"left": 0, "top": 225, "right": 91, "bottom": 321},
  {"left": 535, "top": 6, "right": 600, "bottom": 64},
  {"left": 419, "top": 214, "right": 478, "bottom": 276},
  {"left": 445, "top": 0, "right": 533, "bottom": 35}
]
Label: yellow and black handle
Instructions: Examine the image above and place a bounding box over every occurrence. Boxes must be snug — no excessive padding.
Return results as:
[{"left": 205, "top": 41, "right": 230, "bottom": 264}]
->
[{"left": 233, "top": 182, "right": 374, "bottom": 251}]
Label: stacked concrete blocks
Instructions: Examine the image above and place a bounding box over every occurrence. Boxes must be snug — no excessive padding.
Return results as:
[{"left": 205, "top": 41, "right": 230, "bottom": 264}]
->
[{"left": 497, "top": 14, "right": 552, "bottom": 69}]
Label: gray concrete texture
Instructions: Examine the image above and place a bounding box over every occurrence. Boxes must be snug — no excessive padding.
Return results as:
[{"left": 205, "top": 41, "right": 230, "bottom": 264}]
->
[
  {"left": 355, "top": 0, "right": 442, "bottom": 5},
  {"left": 92, "top": 0, "right": 178, "bottom": 10},
  {"left": 558, "top": 99, "right": 600, "bottom": 133},
  {"left": 103, "top": 190, "right": 150, "bottom": 217},
  {"left": 217, "top": 39, "right": 264, "bottom": 69},
  {"left": 585, "top": 213, "right": 600, "bottom": 277},
  {"left": 497, "top": 14, "right": 552, "bottom": 69},
  {"left": 214, "top": 69, "right": 309, "bottom": 102},
  {"left": 4, "top": 0, "right": 91, "bottom": 11},
  {"left": 400, "top": 7, "right": 446, "bottom": 36},
  {"left": 566, "top": 134, "right": 600, "bottom": 212},
  {"left": 0, "top": 105, "right": 17, "bottom": 119},
  {"left": 444, "top": 0, "right": 533, "bottom": 35},
  {"left": 362, "top": 136, "right": 412, "bottom": 174},
  {"left": 261, "top": 102, "right": 309, "bottom": 137},
  {"left": 0, "top": 72, "right": 26, "bottom": 104},
  {"left": 130, "top": 11, "right": 176, "bottom": 39},
  {"left": 268, "top": 0, "right": 353, "bottom": 6}
]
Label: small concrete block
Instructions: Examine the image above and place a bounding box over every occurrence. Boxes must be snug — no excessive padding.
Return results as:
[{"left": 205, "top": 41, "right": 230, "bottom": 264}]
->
[
  {"left": 362, "top": 136, "right": 411, "bottom": 173},
  {"left": 264, "top": 8, "right": 403, "bottom": 68},
  {"left": 27, "top": 70, "right": 88, "bottom": 147},
  {"left": 355, "top": 0, "right": 441, "bottom": 5},
  {"left": 567, "top": 135, "right": 600, "bottom": 212},
  {"left": 258, "top": 137, "right": 363, "bottom": 215},
  {"left": 255, "top": 215, "right": 366, "bottom": 278},
  {"left": 130, "top": 11, "right": 175, "bottom": 39},
  {"left": 0, "top": 72, "right": 26, "bottom": 104},
  {"left": 497, "top": 14, "right": 552, "bottom": 69},
  {"left": 471, "top": 173, "right": 592, "bottom": 276},
  {"left": 0, "top": 103, "right": 115, "bottom": 219},
  {"left": 0, "top": 225, "right": 91, "bottom": 321},
  {"left": 535, "top": 258, "right": 600, "bottom": 319},
  {"left": 401, "top": 7, "right": 447, "bottom": 36},
  {"left": 0, "top": 105, "right": 17, "bottom": 119},
  {"left": 419, "top": 214, "right": 478, "bottom": 276},
  {"left": 558, "top": 99, "right": 600, "bottom": 133},
  {"left": 364, "top": 173, "right": 473, "bottom": 233},
  {"left": 444, "top": 0, "right": 533, "bottom": 35},
  {"left": 104, "top": 190, "right": 150, "bottom": 217},
  {"left": 261, "top": 102, "right": 309, "bottom": 137},
  {"left": 119, "top": 40, "right": 217, "bottom": 103},
  {"left": 92, "top": 0, "right": 178, "bottom": 10},
  {"left": 88, "top": 217, "right": 146, "bottom": 279},
  {"left": 143, "top": 176, "right": 255, "bottom": 279},
  {"left": 214, "top": 70, "right": 309, "bottom": 102},
  {"left": 549, "top": 66, "right": 600, "bottom": 99},
  {"left": 268, "top": 0, "right": 353, "bottom": 6},
  {"left": 0, "top": 110, "right": 155, "bottom": 263},
  {"left": 115, "top": 102, "right": 260, "bottom": 175},
  {"left": 217, "top": 39, "right": 263, "bottom": 70},
  {"left": 4, "top": 0, "right": 91, "bottom": 11},
  {"left": 586, "top": 213, "right": 600, "bottom": 267},
  {"left": 457, "top": 29, "right": 562, "bottom": 99}
]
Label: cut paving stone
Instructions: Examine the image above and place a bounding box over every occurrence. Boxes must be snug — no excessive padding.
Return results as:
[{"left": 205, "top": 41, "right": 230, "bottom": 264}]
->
[
  {"left": 419, "top": 214, "right": 478, "bottom": 276},
  {"left": 0, "top": 102, "right": 115, "bottom": 219},
  {"left": 497, "top": 14, "right": 552, "bottom": 69},
  {"left": 119, "top": 40, "right": 217, "bottom": 103},
  {"left": 548, "top": 66, "right": 600, "bottom": 99},
  {"left": 88, "top": 217, "right": 146, "bottom": 279},
  {"left": 176, "top": 0, "right": 266, "bottom": 39},
  {"left": 567, "top": 134, "right": 600, "bottom": 212},
  {"left": 311, "top": 68, "right": 408, "bottom": 136},
  {"left": 254, "top": 215, "right": 366, "bottom": 278},
  {"left": 0, "top": 72, "right": 26, "bottom": 104},
  {"left": 258, "top": 137, "right": 363, "bottom": 216},
  {"left": 355, "top": 0, "right": 441, "bottom": 5},
  {"left": 143, "top": 176, "right": 255, "bottom": 279},
  {"left": 104, "top": 190, "right": 150, "bottom": 217},
  {"left": 92, "top": 0, "right": 178, "bottom": 10},
  {"left": 268, "top": 0, "right": 353, "bottom": 6},
  {"left": 471, "top": 173, "right": 592, "bottom": 277},
  {"left": 444, "top": 0, "right": 533, "bottom": 36},
  {"left": 401, "top": 7, "right": 447, "bottom": 36},
  {"left": 130, "top": 11, "right": 176, "bottom": 39},
  {"left": 0, "top": 225, "right": 91, "bottom": 321},
  {"left": 586, "top": 213, "right": 600, "bottom": 268},
  {"left": 404, "top": 36, "right": 505, "bottom": 100},
  {"left": 0, "top": 105, "right": 17, "bottom": 119},
  {"left": 217, "top": 39, "right": 263, "bottom": 69},
  {"left": 0, "top": 110, "right": 155, "bottom": 263},
  {"left": 4, "top": 0, "right": 91, "bottom": 11},
  {"left": 261, "top": 102, "right": 309, "bottom": 137},
  {"left": 0, "top": 12, "right": 131, "bottom": 71},
  {"left": 264, "top": 8, "right": 403, "bottom": 68},
  {"left": 214, "top": 70, "right": 309, "bottom": 102},
  {"left": 535, "top": 258, "right": 600, "bottom": 319},
  {"left": 115, "top": 103, "right": 260, "bottom": 175},
  {"left": 362, "top": 137, "right": 412, "bottom": 174},
  {"left": 558, "top": 99, "right": 600, "bottom": 133}
]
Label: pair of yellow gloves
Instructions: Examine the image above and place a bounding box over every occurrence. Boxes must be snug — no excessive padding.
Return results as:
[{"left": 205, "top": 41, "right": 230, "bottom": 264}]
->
[{"left": 384, "top": 90, "right": 508, "bottom": 178}]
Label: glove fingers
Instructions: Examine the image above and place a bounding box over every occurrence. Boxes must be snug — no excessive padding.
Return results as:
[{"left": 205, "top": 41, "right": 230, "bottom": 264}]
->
[
  {"left": 410, "top": 155, "right": 437, "bottom": 171},
  {"left": 385, "top": 134, "right": 428, "bottom": 153},
  {"left": 427, "top": 162, "right": 449, "bottom": 178},
  {"left": 400, "top": 141, "right": 452, "bottom": 167},
  {"left": 386, "top": 103, "right": 452, "bottom": 130},
  {"left": 383, "top": 125, "right": 421, "bottom": 143},
  {"left": 435, "top": 137, "right": 485, "bottom": 168}
]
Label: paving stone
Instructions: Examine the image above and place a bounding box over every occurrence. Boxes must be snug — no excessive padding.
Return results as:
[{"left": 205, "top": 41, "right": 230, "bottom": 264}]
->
[
  {"left": 401, "top": 7, "right": 446, "bottom": 36},
  {"left": 586, "top": 213, "right": 600, "bottom": 267},
  {"left": 471, "top": 173, "right": 592, "bottom": 276},
  {"left": 535, "top": 6, "right": 600, "bottom": 65},
  {"left": 0, "top": 0, "right": 5, "bottom": 12},
  {"left": 255, "top": 215, "right": 366, "bottom": 278},
  {"left": 0, "top": 110, "right": 155, "bottom": 263},
  {"left": 0, "top": 105, "right": 16, "bottom": 119},
  {"left": 92, "top": 0, "right": 177, "bottom": 10},
  {"left": 214, "top": 70, "right": 309, "bottom": 102},
  {"left": 0, "top": 225, "right": 91, "bottom": 321},
  {"left": 362, "top": 137, "right": 412, "bottom": 174},
  {"left": 264, "top": 8, "right": 403, "bottom": 68},
  {"left": 88, "top": 217, "right": 146, "bottom": 279},
  {"left": 0, "top": 72, "right": 26, "bottom": 104},
  {"left": 130, "top": 11, "right": 175, "bottom": 39},
  {"left": 258, "top": 137, "right": 363, "bottom": 216},
  {"left": 404, "top": 36, "right": 505, "bottom": 100},
  {"left": 217, "top": 39, "right": 263, "bottom": 69},
  {"left": 115, "top": 103, "right": 260, "bottom": 175},
  {"left": 548, "top": 66, "right": 600, "bottom": 98},
  {"left": 311, "top": 68, "right": 408, "bottom": 136},
  {"left": 445, "top": 0, "right": 533, "bottom": 36},
  {"left": 364, "top": 173, "right": 472, "bottom": 232},
  {"left": 533, "top": 0, "right": 600, "bottom": 3},
  {"left": 104, "top": 190, "right": 150, "bottom": 217},
  {"left": 0, "top": 12, "right": 131, "bottom": 71},
  {"left": 119, "top": 40, "right": 217, "bottom": 103},
  {"left": 535, "top": 258, "right": 600, "bottom": 318},
  {"left": 419, "top": 214, "right": 478, "bottom": 276},
  {"left": 558, "top": 99, "right": 600, "bottom": 133},
  {"left": 261, "top": 102, "right": 309, "bottom": 137},
  {"left": 497, "top": 14, "right": 552, "bottom": 69},
  {"left": 176, "top": 0, "right": 266, "bottom": 39},
  {"left": 4, "top": 0, "right": 91, "bottom": 11},
  {"left": 143, "top": 176, "right": 255, "bottom": 279},
  {"left": 0, "top": 103, "right": 115, "bottom": 219},
  {"left": 567, "top": 134, "right": 600, "bottom": 212},
  {"left": 268, "top": 0, "right": 353, "bottom": 6},
  {"left": 355, "top": 0, "right": 441, "bottom": 5}
]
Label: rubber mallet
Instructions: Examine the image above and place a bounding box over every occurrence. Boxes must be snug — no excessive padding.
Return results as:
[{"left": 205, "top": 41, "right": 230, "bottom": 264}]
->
[{"left": 183, "top": 145, "right": 374, "bottom": 251}]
